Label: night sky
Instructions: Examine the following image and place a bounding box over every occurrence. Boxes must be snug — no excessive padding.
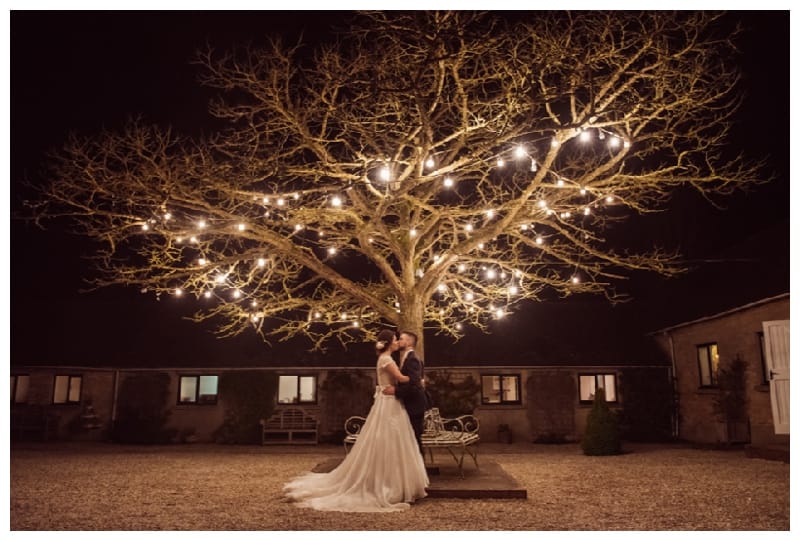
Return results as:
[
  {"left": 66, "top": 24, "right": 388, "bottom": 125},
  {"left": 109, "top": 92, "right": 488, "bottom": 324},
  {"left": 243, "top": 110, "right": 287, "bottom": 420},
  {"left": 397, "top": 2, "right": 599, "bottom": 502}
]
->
[{"left": 8, "top": 11, "right": 790, "bottom": 368}]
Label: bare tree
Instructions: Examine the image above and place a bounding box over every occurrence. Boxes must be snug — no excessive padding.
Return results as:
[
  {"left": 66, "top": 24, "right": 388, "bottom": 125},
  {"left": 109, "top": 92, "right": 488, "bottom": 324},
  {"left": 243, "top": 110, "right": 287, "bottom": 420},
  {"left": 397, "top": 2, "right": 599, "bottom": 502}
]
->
[{"left": 30, "top": 11, "right": 764, "bottom": 355}]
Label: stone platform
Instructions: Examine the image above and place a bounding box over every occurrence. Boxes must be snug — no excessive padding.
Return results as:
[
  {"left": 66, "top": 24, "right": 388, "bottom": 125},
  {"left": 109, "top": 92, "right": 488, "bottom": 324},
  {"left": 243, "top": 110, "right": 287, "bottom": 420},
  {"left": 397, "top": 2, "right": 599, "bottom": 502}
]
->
[{"left": 312, "top": 457, "right": 527, "bottom": 499}]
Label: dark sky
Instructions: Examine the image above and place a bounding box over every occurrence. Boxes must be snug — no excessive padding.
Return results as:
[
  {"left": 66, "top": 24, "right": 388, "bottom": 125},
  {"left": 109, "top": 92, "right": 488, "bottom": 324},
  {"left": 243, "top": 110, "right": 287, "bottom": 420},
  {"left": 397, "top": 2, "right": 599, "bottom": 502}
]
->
[{"left": 8, "top": 11, "right": 790, "bottom": 368}]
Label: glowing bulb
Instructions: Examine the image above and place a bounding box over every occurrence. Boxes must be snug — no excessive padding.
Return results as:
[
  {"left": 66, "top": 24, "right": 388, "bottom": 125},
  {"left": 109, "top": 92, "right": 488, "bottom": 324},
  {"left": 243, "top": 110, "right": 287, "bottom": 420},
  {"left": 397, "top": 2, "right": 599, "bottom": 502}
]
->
[
  {"left": 439, "top": 309, "right": 445, "bottom": 316},
  {"left": 368, "top": 237, "right": 374, "bottom": 243},
  {"left": 538, "top": 200, "right": 547, "bottom": 208},
  {"left": 606, "top": 195, "right": 615, "bottom": 204},
  {"left": 500, "top": 271, "right": 507, "bottom": 279},
  {"left": 564, "top": 211, "right": 572, "bottom": 218},
  {"left": 314, "top": 311, "right": 322, "bottom": 319},
  {"left": 232, "top": 289, "right": 242, "bottom": 299},
  {"left": 465, "top": 292, "right": 474, "bottom": 301},
  {"left": 257, "top": 258, "right": 266, "bottom": 267},
  {"left": 262, "top": 196, "right": 270, "bottom": 204},
  {"left": 580, "top": 188, "right": 587, "bottom": 195},
  {"left": 496, "top": 158, "right": 505, "bottom": 168},
  {"left": 203, "top": 290, "right": 212, "bottom": 298},
  {"left": 174, "top": 288, "right": 183, "bottom": 296},
  {"left": 176, "top": 237, "right": 183, "bottom": 243},
  {"left": 141, "top": 223, "right": 149, "bottom": 231},
  {"left": 340, "top": 313, "right": 348, "bottom": 320},
  {"left": 465, "top": 223, "right": 473, "bottom": 232},
  {"left": 327, "top": 247, "right": 337, "bottom": 255},
  {"left": 486, "top": 269, "right": 497, "bottom": 280},
  {"left": 514, "top": 145, "right": 526, "bottom": 159},
  {"left": 293, "top": 193, "right": 300, "bottom": 200},
  {"left": 277, "top": 198, "right": 285, "bottom": 206},
  {"left": 410, "top": 229, "right": 417, "bottom": 238},
  {"left": 457, "top": 263, "right": 466, "bottom": 273},
  {"left": 551, "top": 138, "right": 560, "bottom": 148},
  {"left": 536, "top": 236, "right": 544, "bottom": 245},
  {"left": 251, "top": 300, "right": 258, "bottom": 307},
  {"left": 294, "top": 223, "right": 303, "bottom": 231},
  {"left": 237, "top": 223, "right": 246, "bottom": 231},
  {"left": 478, "top": 243, "right": 485, "bottom": 250},
  {"left": 197, "top": 220, "right": 206, "bottom": 229},
  {"left": 623, "top": 140, "right": 631, "bottom": 149},
  {"left": 425, "top": 157, "right": 435, "bottom": 169},
  {"left": 509, "top": 285, "right": 519, "bottom": 295},
  {"left": 520, "top": 224, "right": 528, "bottom": 231},
  {"left": 164, "top": 213, "right": 172, "bottom": 220},
  {"left": 215, "top": 274, "right": 226, "bottom": 284},
  {"left": 495, "top": 308, "right": 505, "bottom": 319},
  {"left": 486, "top": 209, "right": 495, "bottom": 219},
  {"left": 579, "top": 130, "right": 592, "bottom": 142},
  {"left": 331, "top": 196, "right": 342, "bottom": 207},
  {"left": 584, "top": 207, "right": 591, "bottom": 215},
  {"left": 572, "top": 275, "right": 580, "bottom": 284},
  {"left": 198, "top": 258, "right": 207, "bottom": 266},
  {"left": 455, "top": 323, "right": 463, "bottom": 331},
  {"left": 557, "top": 178, "right": 565, "bottom": 187},
  {"left": 379, "top": 166, "right": 391, "bottom": 181},
  {"left": 437, "top": 283, "right": 447, "bottom": 293},
  {"left": 251, "top": 315, "right": 260, "bottom": 323},
  {"left": 352, "top": 321, "right": 359, "bottom": 328},
  {"left": 443, "top": 177, "right": 454, "bottom": 188},
  {"left": 609, "top": 136, "right": 621, "bottom": 149}
]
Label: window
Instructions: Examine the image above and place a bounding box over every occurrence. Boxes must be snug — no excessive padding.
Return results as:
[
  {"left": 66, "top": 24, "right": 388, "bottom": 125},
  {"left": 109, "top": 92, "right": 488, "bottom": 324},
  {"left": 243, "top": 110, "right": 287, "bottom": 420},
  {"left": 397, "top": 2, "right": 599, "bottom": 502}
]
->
[
  {"left": 278, "top": 375, "right": 317, "bottom": 404},
  {"left": 179, "top": 375, "right": 219, "bottom": 404},
  {"left": 579, "top": 374, "right": 617, "bottom": 404},
  {"left": 481, "top": 375, "right": 521, "bottom": 405},
  {"left": 53, "top": 375, "right": 82, "bottom": 404},
  {"left": 11, "top": 375, "right": 30, "bottom": 404},
  {"left": 697, "top": 343, "right": 720, "bottom": 387}
]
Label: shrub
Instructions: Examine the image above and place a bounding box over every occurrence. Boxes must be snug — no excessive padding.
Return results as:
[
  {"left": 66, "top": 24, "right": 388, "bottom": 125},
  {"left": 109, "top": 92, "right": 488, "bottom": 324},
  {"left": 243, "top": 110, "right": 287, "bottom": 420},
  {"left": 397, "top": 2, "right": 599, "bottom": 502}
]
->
[
  {"left": 425, "top": 370, "right": 480, "bottom": 417},
  {"left": 619, "top": 367, "right": 675, "bottom": 442},
  {"left": 214, "top": 371, "right": 278, "bottom": 444},
  {"left": 581, "top": 387, "right": 622, "bottom": 456},
  {"left": 112, "top": 372, "right": 176, "bottom": 444}
]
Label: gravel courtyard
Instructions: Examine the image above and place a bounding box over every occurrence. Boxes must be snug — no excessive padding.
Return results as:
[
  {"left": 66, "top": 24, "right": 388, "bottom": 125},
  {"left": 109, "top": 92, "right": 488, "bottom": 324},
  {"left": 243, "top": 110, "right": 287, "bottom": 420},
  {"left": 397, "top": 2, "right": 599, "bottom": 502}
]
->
[{"left": 10, "top": 441, "right": 789, "bottom": 530}]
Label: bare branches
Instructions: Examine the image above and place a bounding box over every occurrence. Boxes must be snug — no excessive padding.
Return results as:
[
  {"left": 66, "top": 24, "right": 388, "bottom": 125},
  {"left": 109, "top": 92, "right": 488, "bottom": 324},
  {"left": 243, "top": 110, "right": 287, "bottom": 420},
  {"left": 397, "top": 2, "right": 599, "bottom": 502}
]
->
[{"left": 30, "top": 11, "right": 764, "bottom": 352}]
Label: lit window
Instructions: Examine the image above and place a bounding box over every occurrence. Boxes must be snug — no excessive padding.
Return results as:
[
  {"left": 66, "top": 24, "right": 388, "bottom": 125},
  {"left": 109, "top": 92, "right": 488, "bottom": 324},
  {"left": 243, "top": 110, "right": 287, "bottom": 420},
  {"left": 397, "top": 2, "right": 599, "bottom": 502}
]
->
[
  {"left": 481, "top": 375, "right": 521, "bottom": 405},
  {"left": 697, "top": 343, "right": 720, "bottom": 387},
  {"left": 11, "top": 375, "right": 30, "bottom": 404},
  {"left": 179, "top": 375, "right": 219, "bottom": 404},
  {"left": 278, "top": 375, "right": 317, "bottom": 404},
  {"left": 579, "top": 374, "right": 617, "bottom": 404},
  {"left": 53, "top": 375, "right": 82, "bottom": 405}
]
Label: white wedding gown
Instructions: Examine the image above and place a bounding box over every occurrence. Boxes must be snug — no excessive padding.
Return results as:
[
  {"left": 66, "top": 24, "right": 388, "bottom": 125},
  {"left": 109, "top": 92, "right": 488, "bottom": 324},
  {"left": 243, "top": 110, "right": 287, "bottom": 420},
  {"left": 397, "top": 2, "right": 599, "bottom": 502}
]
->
[{"left": 283, "top": 353, "right": 429, "bottom": 512}]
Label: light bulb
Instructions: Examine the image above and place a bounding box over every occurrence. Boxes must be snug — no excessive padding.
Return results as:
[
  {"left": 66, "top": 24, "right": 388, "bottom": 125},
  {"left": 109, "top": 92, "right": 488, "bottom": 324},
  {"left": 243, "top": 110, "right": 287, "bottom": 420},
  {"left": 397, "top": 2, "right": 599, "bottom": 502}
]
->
[
  {"left": 443, "top": 177, "right": 454, "bottom": 188},
  {"left": 465, "top": 291, "right": 474, "bottom": 301},
  {"left": 410, "top": 229, "right": 417, "bottom": 238},
  {"left": 379, "top": 166, "right": 391, "bottom": 181},
  {"left": 277, "top": 198, "right": 285, "bottom": 206},
  {"left": 141, "top": 224, "right": 149, "bottom": 231},
  {"left": 197, "top": 220, "right": 206, "bottom": 229},
  {"left": 257, "top": 258, "right": 266, "bottom": 267},
  {"left": 551, "top": 138, "right": 560, "bottom": 148},
  {"left": 425, "top": 157, "right": 435, "bottom": 169},
  {"left": 232, "top": 289, "right": 241, "bottom": 299},
  {"left": 514, "top": 145, "right": 526, "bottom": 159},
  {"left": 198, "top": 258, "right": 207, "bottom": 266},
  {"left": 536, "top": 236, "right": 544, "bottom": 245},
  {"left": 237, "top": 223, "right": 246, "bottom": 231},
  {"left": 579, "top": 130, "right": 592, "bottom": 142},
  {"left": 497, "top": 158, "right": 505, "bottom": 168},
  {"left": 509, "top": 285, "right": 519, "bottom": 295},
  {"left": 203, "top": 290, "right": 212, "bottom": 298},
  {"left": 331, "top": 196, "right": 342, "bottom": 207},
  {"left": 572, "top": 275, "right": 580, "bottom": 284},
  {"left": 457, "top": 263, "right": 466, "bottom": 273},
  {"left": 327, "top": 247, "right": 337, "bottom": 255},
  {"left": 174, "top": 288, "right": 183, "bottom": 296},
  {"left": 486, "top": 269, "right": 496, "bottom": 279},
  {"left": 465, "top": 223, "right": 473, "bottom": 232},
  {"left": 609, "top": 136, "right": 621, "bottom": 149}
]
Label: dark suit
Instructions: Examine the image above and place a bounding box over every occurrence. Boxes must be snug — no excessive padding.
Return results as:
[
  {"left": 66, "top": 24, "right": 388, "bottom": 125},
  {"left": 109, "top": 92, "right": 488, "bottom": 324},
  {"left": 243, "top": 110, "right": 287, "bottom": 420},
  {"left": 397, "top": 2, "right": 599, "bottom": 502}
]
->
[{"left": 395, "top": 349, "right": 427, "bottom": 455}]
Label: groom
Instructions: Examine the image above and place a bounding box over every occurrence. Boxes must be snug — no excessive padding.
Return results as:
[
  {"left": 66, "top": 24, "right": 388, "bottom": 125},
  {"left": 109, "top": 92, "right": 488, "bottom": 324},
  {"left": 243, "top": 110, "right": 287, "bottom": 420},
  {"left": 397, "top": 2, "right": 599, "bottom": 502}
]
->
[{"left": 382, "top": 331, "right": 427, "bottom": 456}]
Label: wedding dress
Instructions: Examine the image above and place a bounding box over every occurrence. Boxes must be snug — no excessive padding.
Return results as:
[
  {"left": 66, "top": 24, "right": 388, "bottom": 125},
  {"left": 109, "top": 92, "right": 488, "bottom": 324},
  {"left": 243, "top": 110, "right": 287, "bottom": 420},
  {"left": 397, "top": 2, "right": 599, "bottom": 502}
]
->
[{"left": 283, "top": 353, "right": 429, "bottom": 512}]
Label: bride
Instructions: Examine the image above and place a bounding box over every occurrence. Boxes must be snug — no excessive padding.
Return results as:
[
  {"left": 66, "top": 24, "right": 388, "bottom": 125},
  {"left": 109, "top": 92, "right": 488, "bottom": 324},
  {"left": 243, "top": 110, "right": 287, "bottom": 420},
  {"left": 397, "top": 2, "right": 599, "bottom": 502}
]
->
[{"left": 284, "top": 329, "right": 429, "bottom": 512}]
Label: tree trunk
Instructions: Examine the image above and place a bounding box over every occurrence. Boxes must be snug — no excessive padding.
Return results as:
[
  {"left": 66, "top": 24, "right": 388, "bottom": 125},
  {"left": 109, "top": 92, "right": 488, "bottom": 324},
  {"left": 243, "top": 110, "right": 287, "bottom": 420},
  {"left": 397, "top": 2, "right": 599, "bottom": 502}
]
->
[{"left": 398, "top": 297, "right": 426, "bottom": 360}]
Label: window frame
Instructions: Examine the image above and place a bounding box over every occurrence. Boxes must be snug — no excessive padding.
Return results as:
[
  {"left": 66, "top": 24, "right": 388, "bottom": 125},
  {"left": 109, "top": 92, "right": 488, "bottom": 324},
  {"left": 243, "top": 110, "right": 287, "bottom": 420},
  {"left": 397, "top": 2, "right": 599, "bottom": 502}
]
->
[
  {"left": 11, "top": 374, "right": 30, "bottom": 404},
  {"left": 52, "top": 374, "right": 83, "bottom": 405},
  {"left": 480, "top": 374, "right": 522, "bottom": 406},
  {"left": 177, "top": 374, "right": 219, "bottom": 405},
  {"left": 578, "top": 373, "right": 618, "bottom": 405},
  {"left": 696, "top": 342, "right": 720, "bottom": 388},
  {"left": 277, "top": 374, "right": 318, "bottom": 405}
]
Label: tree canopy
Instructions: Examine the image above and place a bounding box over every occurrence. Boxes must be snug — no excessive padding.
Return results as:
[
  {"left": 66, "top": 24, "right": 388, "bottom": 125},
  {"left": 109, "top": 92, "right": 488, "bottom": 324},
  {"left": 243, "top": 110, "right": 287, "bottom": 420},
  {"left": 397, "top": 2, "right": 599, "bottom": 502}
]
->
[{"left": 30, "top": 11, "right": 764, "bottom": 354}]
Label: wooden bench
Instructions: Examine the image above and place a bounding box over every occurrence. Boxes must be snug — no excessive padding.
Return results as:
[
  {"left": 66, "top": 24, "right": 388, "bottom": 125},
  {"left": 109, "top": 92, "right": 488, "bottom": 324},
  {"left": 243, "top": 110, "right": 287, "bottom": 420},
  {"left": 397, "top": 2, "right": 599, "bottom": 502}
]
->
[
  {"left": 344, "top": 408, "right": 480, "bottom": 478},
  {"left": 260, "top": 407, "right": 319, "bottom": 445}
]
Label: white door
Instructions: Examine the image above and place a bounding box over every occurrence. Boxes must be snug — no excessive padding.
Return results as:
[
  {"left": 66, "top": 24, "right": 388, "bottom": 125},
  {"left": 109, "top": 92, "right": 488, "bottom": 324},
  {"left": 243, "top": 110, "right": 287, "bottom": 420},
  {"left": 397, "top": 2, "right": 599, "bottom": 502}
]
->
[{"left": 762, "top": 320, "right": 790, "bottom": 434}]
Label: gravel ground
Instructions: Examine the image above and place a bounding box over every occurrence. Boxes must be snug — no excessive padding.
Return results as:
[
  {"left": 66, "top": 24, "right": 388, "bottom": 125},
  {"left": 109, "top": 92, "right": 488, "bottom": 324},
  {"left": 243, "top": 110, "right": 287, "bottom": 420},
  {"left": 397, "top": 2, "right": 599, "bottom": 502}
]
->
[{"left": 10, "top": 442, "right": 789, "bottom": 531}]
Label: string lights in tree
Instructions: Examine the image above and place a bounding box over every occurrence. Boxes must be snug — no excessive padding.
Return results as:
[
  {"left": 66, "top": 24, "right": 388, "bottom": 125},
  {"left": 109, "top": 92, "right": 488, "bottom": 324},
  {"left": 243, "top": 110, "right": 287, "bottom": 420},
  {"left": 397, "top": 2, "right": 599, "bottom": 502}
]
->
[{"left": 31, "top": 11, "right": 763, "bottom": 354}]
